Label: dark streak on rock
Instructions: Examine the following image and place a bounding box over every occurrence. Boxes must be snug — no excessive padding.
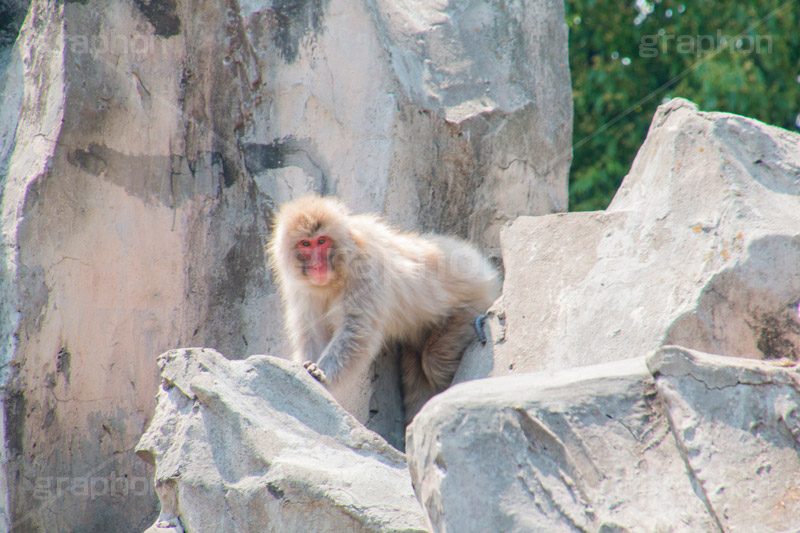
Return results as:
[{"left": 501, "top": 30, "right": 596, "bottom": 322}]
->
[
  {"left": 241, "top": 137, "right": 329, "bottom": 192},
  {"left": 757, "top": 313, "right": 799, "bottom": 360},
  {"left": 43, "top": 404, "right": 56, "bottom": 429},
  {"left": 206, "top": 227, "right": 266, "bottom": 345},
  {"left": 242, "top": 140, "right": 289, "bottom": 173},
  {"left": 269, "top": 0, "right": 329, "bottom": 63},
  {"left": 5, "top": 390, "right": 25, "bottom": 458},
  {"left": 67, "top": 144, "right": 108, "bottom": 176},
  {"left": 266, "top": 482, "right": 285, "bottom": 499},
  {"left": 57, "top": 347, "right": 71, "bottom": 385},
  {"left": 132, "top": 0, "right": 181, "bottom": 38},
  {"left": 212, "top": 151, "right": 238, "bottom": 188}
]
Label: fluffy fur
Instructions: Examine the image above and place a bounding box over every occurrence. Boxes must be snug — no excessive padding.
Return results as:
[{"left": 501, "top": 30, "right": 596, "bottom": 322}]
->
[{"left": 269, "top": 194, "right": 500, "bottom": 421}]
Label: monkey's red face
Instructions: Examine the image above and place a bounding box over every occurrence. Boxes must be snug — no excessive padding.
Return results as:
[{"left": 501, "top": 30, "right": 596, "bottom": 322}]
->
[{"left": 296, "top": 235, "right": 334, "bottom": 286}]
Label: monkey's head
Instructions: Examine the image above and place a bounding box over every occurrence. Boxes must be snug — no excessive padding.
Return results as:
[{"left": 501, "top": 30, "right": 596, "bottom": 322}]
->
[{"left": 269, "top": 195, "right": 355, "bottom": 289}]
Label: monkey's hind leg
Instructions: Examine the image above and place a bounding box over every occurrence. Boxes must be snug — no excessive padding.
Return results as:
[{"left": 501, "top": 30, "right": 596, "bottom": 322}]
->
[
  {"left": 421, "top": 307, "right": 479, "bottom": 390},
  {"left": 402, "top": 308, "right": 479, "bottom": 422},
  {"left": 400, "top": 342, "right": 438, "bottom": 424}
]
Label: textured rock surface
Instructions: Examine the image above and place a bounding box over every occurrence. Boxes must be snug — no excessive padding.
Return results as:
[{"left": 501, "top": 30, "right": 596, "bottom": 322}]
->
[
  {"left": 457, "top": 98, "right": 800, "bottom": 382},
  {"left": 245, "top": 0, "right": 572, "bottom": 252},
  {"left": 136, "top": 348, "right": 427, "bottom": 533},
  {"left": 649, "top": 347, "right": 800, "bottom": 531},
  {"left": 0, "top": 0, "right": 568, "bottom": 529},
  {"left": 409, "top": 347, "right": 800, "bottom": 532}
]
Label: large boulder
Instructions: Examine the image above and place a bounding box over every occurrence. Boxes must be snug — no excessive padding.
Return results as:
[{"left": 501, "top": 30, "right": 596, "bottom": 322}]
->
[
  {"left": 408, "top": 347, "right": 800, "bottom": 532},
  {"left": 457, "top": 98, "right": 800, "bottom": 382},
  {"left": 136, "top": 348, "right": 427, "bottom": 533},
  {"left": 0, "top": 0, "right": 569, "bottom": 529},
  {"left": 434, "top": 98, "right": 800, "bottom": 531}
]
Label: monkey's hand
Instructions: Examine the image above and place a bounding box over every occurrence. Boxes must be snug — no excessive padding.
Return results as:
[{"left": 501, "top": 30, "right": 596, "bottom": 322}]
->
[{"left": 303, "top": 361, "right": 328, "bottom": 384}]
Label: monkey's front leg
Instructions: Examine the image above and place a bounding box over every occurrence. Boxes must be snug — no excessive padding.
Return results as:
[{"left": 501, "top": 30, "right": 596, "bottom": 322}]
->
[{"left": 307, "top": 313, "right": 380, "bottom": 386}]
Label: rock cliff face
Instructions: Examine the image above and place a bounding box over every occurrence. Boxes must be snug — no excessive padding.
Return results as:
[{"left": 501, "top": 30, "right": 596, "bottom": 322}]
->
[
  {"left": 6, "top": 0, "right": 798, "bottom": 530},
  {"left": 0, "top": 0, "right": 570, "bottom": 530},
  {"left": 136, "top": 100, "right": 800, "bottom": 532},
  {"left": 432, "top": 98, "right": 800, "bottom": 532},
  {"left": 457, "top": 98, "right": 800, "bottom": 381}
]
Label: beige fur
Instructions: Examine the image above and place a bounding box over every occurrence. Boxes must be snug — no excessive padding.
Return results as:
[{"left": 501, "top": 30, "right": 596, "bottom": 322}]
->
[{"left": 269, "top": 194, "right": 500, "bottom": 421}]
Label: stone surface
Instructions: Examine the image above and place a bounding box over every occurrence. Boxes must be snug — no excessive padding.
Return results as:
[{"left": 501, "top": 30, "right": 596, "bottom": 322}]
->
[
  {"left": 0, "top": 0, "right": 567, "bottom": 529},
  {"left": 456, "top": 98, "right": 800, "bottom": 383},
  {"left": 649, "top": 347, "right": 800, "bottom": 531},
  {"left": 244, "top": 0, "right": 572, "bottom": 254},
  {"left": 136, "top": 348, "right": 427, "bottom": 533},
  {"left": 408, "top": 346, "right": 800, "bottom": 532}
]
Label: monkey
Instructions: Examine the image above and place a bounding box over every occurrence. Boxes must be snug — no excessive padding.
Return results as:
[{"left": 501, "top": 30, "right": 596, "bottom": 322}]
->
[{"left": 269, "top": 194, "right": 501, "bottom": 422}]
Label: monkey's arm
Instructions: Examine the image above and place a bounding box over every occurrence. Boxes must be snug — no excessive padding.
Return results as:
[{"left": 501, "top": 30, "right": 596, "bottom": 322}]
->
[
  {"left": 312, "top": 281, "right": 383, "bottom": 384},
  {"left": 314, "top": 311, "right": 382, "bottom": 384}
]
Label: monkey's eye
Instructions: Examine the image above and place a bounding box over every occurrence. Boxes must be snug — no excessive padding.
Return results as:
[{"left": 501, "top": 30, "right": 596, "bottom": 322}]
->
[
  {"left": 317, "top": 237, "right": 326, "bottom": 245},
  {"left": 301, "top": 240, "right": 311, "bottom": 247}
]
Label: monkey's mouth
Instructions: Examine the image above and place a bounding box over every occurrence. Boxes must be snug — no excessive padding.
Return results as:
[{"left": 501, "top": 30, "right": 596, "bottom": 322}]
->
[{"left": 306, "top": 263, "right": 333, "bottom": 285}]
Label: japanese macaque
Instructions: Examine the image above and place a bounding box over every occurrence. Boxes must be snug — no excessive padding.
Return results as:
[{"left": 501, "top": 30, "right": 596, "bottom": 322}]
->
[{"left": 269, "top": 195, "right": 500, "bottom": 421}]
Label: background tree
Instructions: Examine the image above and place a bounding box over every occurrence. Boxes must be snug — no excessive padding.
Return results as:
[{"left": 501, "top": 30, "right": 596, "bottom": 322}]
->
[{"left": 566, "top": 0, "right": 800, "bottom": 211}]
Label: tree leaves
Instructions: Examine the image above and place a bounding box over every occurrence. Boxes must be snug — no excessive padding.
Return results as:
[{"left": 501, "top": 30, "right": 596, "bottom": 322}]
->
[{"left": 567, "top": 0, "right": 800, "bottom": 211}]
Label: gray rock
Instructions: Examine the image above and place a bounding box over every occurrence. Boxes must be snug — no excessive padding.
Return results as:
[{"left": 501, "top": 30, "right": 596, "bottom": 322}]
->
[
  {"left": 438, "top": 99, "right": 800, "bottom": 532},
  {"left": 648, "top": 347, "right": 800, "bottom": 531},
  {"left": 0, "top": 0, "right": 568, "bottom": 528},
  {"left": 457, "top": 98, "right": 800, "bottom": 383},
  {"left": 136, "top": 348, "right": 427, "bottom": 533},
  {"left": 408, "top": 347, "right": 800, "bottom": 532},
  {"left": 244, "top": 0, "right": 572, "bottom": 254}
]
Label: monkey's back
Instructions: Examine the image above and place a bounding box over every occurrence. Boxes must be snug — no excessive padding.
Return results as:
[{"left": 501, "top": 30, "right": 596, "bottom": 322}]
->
[{"left": 347, "top": 215, "right": 500, "bottom": 342}]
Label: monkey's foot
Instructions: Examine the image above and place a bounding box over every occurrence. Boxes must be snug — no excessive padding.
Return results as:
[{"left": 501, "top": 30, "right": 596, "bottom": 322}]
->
[
  {"left": 474, "top": 315, "right": 488, "bottom": 345},
  {"left": 303, "top": 361, "right": 328, "bottom": 384}
]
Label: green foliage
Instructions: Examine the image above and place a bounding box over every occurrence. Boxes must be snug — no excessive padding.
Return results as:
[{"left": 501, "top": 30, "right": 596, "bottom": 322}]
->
[{"left": 566, "top": 0, "right": 800, "bottom": 211}]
